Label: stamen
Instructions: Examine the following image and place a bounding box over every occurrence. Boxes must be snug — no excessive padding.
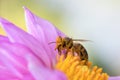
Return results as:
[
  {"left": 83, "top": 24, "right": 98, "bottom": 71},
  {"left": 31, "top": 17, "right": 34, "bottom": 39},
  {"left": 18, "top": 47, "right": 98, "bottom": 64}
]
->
[{"left": 55, "top": 52, "right": 109, "bottom": 80}]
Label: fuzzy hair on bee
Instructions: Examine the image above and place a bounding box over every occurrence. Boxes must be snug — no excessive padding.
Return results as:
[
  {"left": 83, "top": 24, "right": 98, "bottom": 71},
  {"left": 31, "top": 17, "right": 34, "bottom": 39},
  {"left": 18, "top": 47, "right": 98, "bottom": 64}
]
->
[{"left": 49, "top": 36, "right": 89, "bottom": 62}]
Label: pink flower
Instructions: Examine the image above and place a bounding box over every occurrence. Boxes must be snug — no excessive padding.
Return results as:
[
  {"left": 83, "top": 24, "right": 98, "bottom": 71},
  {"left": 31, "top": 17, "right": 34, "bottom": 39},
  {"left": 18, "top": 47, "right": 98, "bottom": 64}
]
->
[{"left": 0, "top": 7, "right": 119, "bottom": 80}]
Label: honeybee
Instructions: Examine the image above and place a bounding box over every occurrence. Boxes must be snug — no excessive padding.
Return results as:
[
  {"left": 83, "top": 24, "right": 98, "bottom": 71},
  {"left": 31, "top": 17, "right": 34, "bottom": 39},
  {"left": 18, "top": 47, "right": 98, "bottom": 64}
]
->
[{"left": 49, "top": 36, "right": 89, "bottom": 61}]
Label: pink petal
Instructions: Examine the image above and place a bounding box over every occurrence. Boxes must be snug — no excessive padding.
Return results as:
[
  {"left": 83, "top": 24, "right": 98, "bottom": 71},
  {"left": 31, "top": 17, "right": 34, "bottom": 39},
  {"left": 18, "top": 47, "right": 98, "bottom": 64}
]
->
[
  {"left": 0, "top": 69, "right": 21, "bottom": 80},
  {"left": 24, "top": 7, "right": 65, "bottom": 43},
  {"left": 0, "top": 41, "right": 35, "bottom": 80},
  {"left": 0, "top": 69, "right": 34, "bottom": 80},
  {"left": 24, "top": 7, "right": 66, "bottom": 62},
  {"left": 109, "top": 76, "right": 120, "bottom": 80},
  {"left": 27, "top": 55, "right": 67, "bottom": 80},
  {"left": 0, "top": 35, "right": 9, "bottom": 41},
  {"left": 24, "top": 7, "right": 65, "bottom": 63},
  {"left": 0, "top": 18, "right": 52, "bottom": 68},
  {"left": 55, "top": 27, "right": 66, "bottom": 37}
]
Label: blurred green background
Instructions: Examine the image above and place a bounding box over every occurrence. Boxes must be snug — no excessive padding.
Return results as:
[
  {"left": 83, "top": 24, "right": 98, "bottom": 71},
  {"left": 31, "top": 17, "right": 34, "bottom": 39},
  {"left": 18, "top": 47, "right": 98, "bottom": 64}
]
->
[
  {"left": 0, "top": 0, "right": 120, "bottom": 76},
  {"left": 0, "top": 0, "right": 66, "bottom": 35}
]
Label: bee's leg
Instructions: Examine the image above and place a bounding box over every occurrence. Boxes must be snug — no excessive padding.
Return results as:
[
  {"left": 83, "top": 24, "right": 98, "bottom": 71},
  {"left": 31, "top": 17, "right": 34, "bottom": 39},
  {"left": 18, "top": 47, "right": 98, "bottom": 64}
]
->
[
  {"left": 63, "top": 48, "right": 68, "bottom": 58},
  {"left": 71, "top": 47, "right": 75, "bottom": 56},
  {"left": 58, "top": 47, "right": 62, "bottom": 55},
  {"left": 55, "top": 45, "right": 58, "bottom": 50},
  {"left": 55, "top": 45, "right": 62, "bottom": 55},
  {"left": 66, "top": 47, "right": 74, "bottom": 56}
]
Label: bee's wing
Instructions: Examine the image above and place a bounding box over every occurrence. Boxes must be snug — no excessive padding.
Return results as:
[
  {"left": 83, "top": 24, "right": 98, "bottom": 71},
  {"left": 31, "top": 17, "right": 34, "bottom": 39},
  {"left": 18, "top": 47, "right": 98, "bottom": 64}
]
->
[{"left": 73, "top": 39, "right": 92, "bottom": 42}]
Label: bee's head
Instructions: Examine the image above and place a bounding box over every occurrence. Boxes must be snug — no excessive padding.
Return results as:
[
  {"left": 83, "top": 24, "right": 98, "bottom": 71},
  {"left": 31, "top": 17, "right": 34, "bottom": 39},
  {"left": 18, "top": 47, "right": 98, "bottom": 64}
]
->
[{"left": 56, "top": 36, "right": 62, "bottom": 43}]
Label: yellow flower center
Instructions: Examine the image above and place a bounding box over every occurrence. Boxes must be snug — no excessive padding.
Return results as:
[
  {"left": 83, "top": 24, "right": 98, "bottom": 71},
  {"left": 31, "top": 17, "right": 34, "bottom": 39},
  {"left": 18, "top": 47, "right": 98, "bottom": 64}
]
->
[{"left": 55, "top": 52, "right": 109, "bottom": 80}]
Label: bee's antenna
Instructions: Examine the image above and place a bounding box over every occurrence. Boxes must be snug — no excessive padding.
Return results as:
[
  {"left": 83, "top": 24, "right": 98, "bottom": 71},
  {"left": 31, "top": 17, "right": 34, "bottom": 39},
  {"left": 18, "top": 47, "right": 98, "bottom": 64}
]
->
[{"left": 48, "top": 42, "right": 56, "bottom": 45}]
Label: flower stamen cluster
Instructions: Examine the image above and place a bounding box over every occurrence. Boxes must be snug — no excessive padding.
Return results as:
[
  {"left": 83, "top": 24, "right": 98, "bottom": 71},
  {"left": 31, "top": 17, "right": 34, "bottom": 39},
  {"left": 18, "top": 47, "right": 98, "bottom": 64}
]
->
[{"left": 55, "top": 52, "right": 109, "bottom": 80}]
